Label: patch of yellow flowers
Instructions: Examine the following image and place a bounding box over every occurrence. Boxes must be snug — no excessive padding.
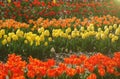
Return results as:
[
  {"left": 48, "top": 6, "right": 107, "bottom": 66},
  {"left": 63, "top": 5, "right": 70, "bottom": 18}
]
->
[
  {"left": 48, "top": 23, "right": 120, "bottom": 43},
  {"left": 0, "top": 24, "right": 120, "bottom": 46},
  {"left": 1, "top": 27, "right": 51, "bottom": 46}
]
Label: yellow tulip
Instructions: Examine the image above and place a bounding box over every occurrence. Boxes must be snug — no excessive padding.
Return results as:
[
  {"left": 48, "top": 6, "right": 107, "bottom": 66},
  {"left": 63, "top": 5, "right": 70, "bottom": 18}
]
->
[
  {"left": 3, "top": 35, "right": 7, "bottom": 39},
  {"left": 12, "top": 35, "right": 18, "bottom": 41},
  {"left": 68, "top": 35, "right": 71, "bottom": 39},
  {"left": 35, "top": 36, "right": 40, "bottom": 41},
  {"left": 0, "top": 29, "right": 5, "bottom": 35},
  {"left": 101, "top": 33, "right": 106, "bottom": 40},
  {"left": 7, "top": 0, "right": 11, "bottom": 3},
  {"left": 104, "top": 26, "right": 108, "bottom": 30},
  {"left": 26, "top": 36, "right": 31, "bottom": 42},
  {"left": 2, "top": 39, "right": 7, "bottom": 45},
  {"left": 74, "top": 28, "right": 78, "bottom": 31},
  {"left": 24, "top": 40, "right": 28, "bottom": 44},
  {"left": 40, "top": 35, "right": 45, "bottom": 41},
  {"left": 44, "top": 30, "right": 50, "bottom": 36},
  {"left": 104, "top": 28, "right": 109, "bottom": 35},
  {"left": 89, "top": 24, "right": 94, "bottom": 27},
  {"left": 87, "top": 26, "right": 91, "bottom": 31},
  {"left": 71, "top": 31, "right": 76, "bottom": 38},
  {"left": 98, "top": 28, "right": 102, "bottom": 32},
  {"left": 109, "top": 33, "right": 113, "bottom": 38},
  {"left": 85, "top": 32, "right": 89, "bottom": 37},
  {"left": 89, "top": 24, "right": 94, "bottom": 30},
  {"left": 91, "top": 26, "right": 94, "bottom": 31},
  {"left": 65, "top": 27, "right": 71, "bottom": 33},
  {"left": 8, "top": 32, "right": 15, "bottom": 38},
  {"left": 44, "top": 42, "right": 48, "bottom": 46},
  {"left": 60, "top": 32, "right": 64, "bottom": 37},
  {"left": 80, "top": 27, "right": 84, "bottom": 32},
  {"left": 113, "top": 24, "right": 117, "bottom": 29},
  {"left": 96, "top": 33, "right": 100, "bottom": 40},
  {"left": 52, "top": 33, "right": 56, "bottom": 37},
  {"left": 30, "top": 41, "right": 33, "bottom": 46},
  {"left": 109, "top": 25, "right": 113, "bottom": 31},
  {"left": 53, "top": 0, "right": 56, "bottom": 4},
  {"left": 111, "top": 36, "right": 118, "bottom": 43},
  {"left": 7, "top": 37, "right": 11, "bottom": 43},
  {"left": 115, "top": 28, "right": 120, "bottom": 35},
  {"left": 114, "top": 36, "right": 119, "bottom": 41},
  {"left": 38, "top": 27, "right": 44, "bottom": 34},
  {"left": 16, "top": 29, "right": 24, "bottom": 37},
  {"left": 82, "top": 34, "right": 85, "bottom": 39},
  {"left": 48, "top": 37, "right": 52, "bottom": 41},
  {"left": 76, "top": 31, "right": 80, "bottom": 36},
  {"left": 62, "top": 33, "right": 67, "bottom": 38},
  {"left": 111, "top": 38, "right": 115, "bottom": 43},
  {"left": 35, "top": 41, "right": 40, "bottom": 46}
]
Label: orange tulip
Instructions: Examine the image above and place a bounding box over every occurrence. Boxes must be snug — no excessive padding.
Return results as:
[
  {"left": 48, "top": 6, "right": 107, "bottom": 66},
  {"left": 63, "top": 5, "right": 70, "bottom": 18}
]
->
[
  {"left": 87, "top": 73, "right": 97, "bottom": 79},
  {"left": 66, "top": 68, "right": 76, "bottom": 77},
  {"left": 98, "top": 68, "right": 105, "bottom": 76},
  {"left": 76, "top": 66, "right": 85, "bottom": 74},
  {"left": 47, "top": 69, "right": 57, "bottom": 77},
  {"left": 27, "top": 71, "right": 35, "bottom": 78}
]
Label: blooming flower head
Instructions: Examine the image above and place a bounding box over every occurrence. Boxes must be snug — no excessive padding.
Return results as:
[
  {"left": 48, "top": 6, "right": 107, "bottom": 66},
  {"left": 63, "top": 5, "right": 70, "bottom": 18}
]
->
[
  {"left": 66, "top": 68, "right": 76, "bottom": 77},
  {"left": 87, "top": 73, "right": 97, "bottom": 79}
]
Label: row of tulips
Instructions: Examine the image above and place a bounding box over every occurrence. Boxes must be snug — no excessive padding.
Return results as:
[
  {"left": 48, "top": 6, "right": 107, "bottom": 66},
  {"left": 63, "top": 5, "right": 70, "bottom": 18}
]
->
[
  {"left": 28, "top": 15, "right": 120, "bottom": 29},
  {"left": 1, "top": 23, "right": 120, "bottom": 59},
  {"left": 0, "top": 0, "right": 120, "bottom": 22},
  {"left": 0, "top": 52, "right": 120, "bottom": 79},
  {"left": 0, "top": 15, "right": 120, "bottom": 30}
]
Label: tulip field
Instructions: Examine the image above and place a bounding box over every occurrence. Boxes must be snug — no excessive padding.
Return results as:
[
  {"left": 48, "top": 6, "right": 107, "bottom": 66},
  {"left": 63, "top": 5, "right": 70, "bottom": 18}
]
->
[{"left": 0, "top": 0, "right": 120, "bottom": 79}]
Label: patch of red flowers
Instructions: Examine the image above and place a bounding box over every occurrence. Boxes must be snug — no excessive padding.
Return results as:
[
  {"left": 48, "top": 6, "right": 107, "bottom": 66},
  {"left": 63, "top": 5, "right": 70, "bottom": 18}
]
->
[{"left": 0, "top": 52, "right": 120, "bottom": 79}]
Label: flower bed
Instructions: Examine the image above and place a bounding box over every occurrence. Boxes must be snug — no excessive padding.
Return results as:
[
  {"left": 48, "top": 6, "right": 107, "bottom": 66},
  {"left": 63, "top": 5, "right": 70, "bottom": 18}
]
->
[
  {"left": 0, "top": 1, "right": 120, "bottom": 79},
  {"left": 0, "top": 15, "right": 120, "bottom": 30},
  {"left": 0, "top": 16, "right": 120, "bottom": 60},
  {"left": 0, "top": 2, "right": 120, "bottom": 79},
  {"left": 0, "top": 52, "right": 120, "bottom": 79},
  {"left": 0, "top": 0, "right": 120, "bottom": 22}
]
